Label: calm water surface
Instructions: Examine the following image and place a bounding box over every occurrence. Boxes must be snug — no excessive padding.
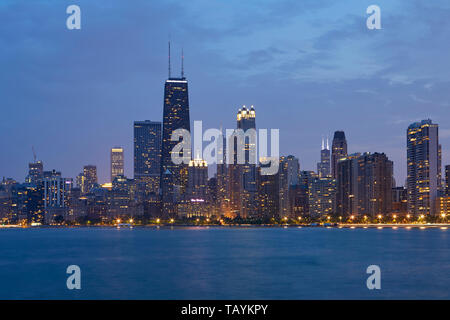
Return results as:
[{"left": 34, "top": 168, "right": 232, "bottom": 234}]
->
[{"left": 0, "top": 227, "right": 449, "bottom": 299}]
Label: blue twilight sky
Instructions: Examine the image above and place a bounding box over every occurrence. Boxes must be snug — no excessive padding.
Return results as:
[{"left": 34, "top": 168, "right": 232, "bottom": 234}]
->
[{"left": 1, "top": 0, "right": 450, "bottom": 184}]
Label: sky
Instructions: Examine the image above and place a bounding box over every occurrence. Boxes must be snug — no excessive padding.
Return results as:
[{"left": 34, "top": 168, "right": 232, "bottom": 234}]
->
[{"left": 2, "top": 0, "right": 450, "bottom": 184}]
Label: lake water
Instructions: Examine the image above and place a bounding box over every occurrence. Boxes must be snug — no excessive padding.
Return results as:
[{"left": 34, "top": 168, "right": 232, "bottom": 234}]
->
[{"left": 0, "top": 227, "right": 449, "bottom": 299}]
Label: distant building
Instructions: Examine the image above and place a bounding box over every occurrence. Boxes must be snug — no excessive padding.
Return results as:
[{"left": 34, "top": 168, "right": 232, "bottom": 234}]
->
[
  {"left": 26, "top": 161, "right": 44, "bottom": 184},
  {"left": 134, "top": 120, "right": 162, "bottom": 196},
  {"left": 309, "top": 177, "right": 336, "bottom": 217},
  {"left": 257, "top": 158, "right": 280, "bottom": 220},
  {"left": 331, "top": 131, "right": 347, "bottom": 179},
  {"left": 288, "top": 185, "right": 309, "bottom": 217},
  {"left": 279, "top": 155, "right": 299, "bottom": 217},
  {"left": 317, "top": 137, "right": 331, "bottom": 178},
  {"left": 43, "top": 170, "right": 72, "bottom": 223},
  {"left": 82, "top": 165, "right": 97, "bottom": 193},
  {"left": 110, "top": 147, "right": 124, "bottom": 182},
  {"left": 407, "top": 120, "right": 440, "bottom": 216}
]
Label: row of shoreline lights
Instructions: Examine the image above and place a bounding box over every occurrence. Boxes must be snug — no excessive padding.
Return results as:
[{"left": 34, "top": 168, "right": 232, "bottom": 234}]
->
[{"left": 114, "top": 214, "right": 447, "bottom": 225}]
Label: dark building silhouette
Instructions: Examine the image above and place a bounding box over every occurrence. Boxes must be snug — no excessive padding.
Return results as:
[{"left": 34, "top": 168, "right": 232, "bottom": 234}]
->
[
  {"left": 257, "top": 159, "right": 280, "bottom": 220},
  {"left": 160, "top": 44, "right": 191, "bottom": 216},
  {"left": 331, "top": 131, "right": 348, "bottom": 179},
  {"left": 336, "top": 152, "right": 393, "bottom": 217}
]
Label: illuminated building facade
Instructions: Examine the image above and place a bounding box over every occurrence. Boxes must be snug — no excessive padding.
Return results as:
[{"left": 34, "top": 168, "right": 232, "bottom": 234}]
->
[
  {"left": 43, "top": 170, "right": 72, "bottom": 223},
  {"left": 228, "top": 106, "right": 257, "bottom": 218},
  {"left": 331, "top": 131, "right": 348, "bottom": 179},
  {"left": 181, "top": 155, "right": 209, "bottom": 218},
  {"left": 407, "top": 120, "right": 440, "bottom": 216},
  {"left": 436, "top": 195, "right": 450, "bottom": 217},
  {"left": 110, "top": 147, "right": 124, "bottom": 182},
  {"left": 26, "top": 161, "right": 44, "bottom": 184},
  {"left": 82, "top": 165, "right": 98, "bottom": 194},
  {"left": 309, "top": 177, "right": 336, "bottom": 217},
  {"left": 134, "top": 120, "right": 161, "bottom": 195}
]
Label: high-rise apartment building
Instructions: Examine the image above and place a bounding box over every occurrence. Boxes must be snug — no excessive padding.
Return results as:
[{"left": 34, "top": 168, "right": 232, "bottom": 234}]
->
[
  {"left": 336, "top": 152, "right": 393, "bottom": 217},
  {"left": 407, "top": 120, "right": 440, "bottom": 216},
  {"left": 309, "top": 177, "right": 336, "bottom": 217}
]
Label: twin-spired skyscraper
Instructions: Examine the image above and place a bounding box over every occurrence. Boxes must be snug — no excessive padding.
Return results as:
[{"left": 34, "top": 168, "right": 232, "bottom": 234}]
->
[{"left": 160, "top": 44, "right": 191, "bottom": 216}]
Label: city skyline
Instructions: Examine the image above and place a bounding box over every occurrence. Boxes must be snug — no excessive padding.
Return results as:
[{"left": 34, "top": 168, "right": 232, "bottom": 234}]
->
[{"left": 2, "top": 0, "right": 450, "bottom": 185}]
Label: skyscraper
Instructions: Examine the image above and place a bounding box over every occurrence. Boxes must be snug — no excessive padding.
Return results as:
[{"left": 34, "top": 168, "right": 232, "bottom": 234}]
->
[
  {"left": 228, "top": 106, "right": 257, "bottom": 218},
  {"left": 407, "top": 119, "right": 440, "bottom": 216},
  {"left": 317, "top": 137, "right": 330, "bottom": 178},
  {"left": 110, "top": 147, "right": 124, "bottom": 182},
  {"left": 331, "top": 131, "right": 347, "bottom": 179},
  {"left": 279, "top": 155, "right": 299, "bottom": 217},
  {"left": 356, "top": 152, "right": 393, "bottom": 216},
  {"left": 134, "top": 120, "right": 161, "bottom": 194},
  {"left": 336, "top": 153, "right": 360, "bottom": 216},
  {"left": 257, "top": 158, "right": 280, "bottom": 220},
  {"left": 336, "top": 152, "right": 393, "bottom": 217},
  {"left": 161, "top": 44, "right": 191, "bottom": 214}
]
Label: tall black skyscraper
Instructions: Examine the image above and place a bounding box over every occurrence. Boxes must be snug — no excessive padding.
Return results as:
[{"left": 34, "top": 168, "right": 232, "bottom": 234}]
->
[
  {"left": 331, "top": 131, "right": 348, "bottom": 179},
  {"left": 134, "top": 120, "right": 161, "bottom": 195},
  {"left": 161, "top": 44, "right": 191, "bottom": 215}
]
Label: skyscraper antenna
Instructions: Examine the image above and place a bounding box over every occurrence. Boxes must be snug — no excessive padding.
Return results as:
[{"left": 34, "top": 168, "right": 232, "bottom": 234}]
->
[
  {"left": 181, "top": 48, "right": 184, "bottom": 78},
  {"left": 321, "top": 137, "right": 324, "bottom": 150},
  {"left": 326, "top": 136, "right": 329, "bottom": 150},
  {"left": 168, "top": 41, "right": 171, "bottom": 78}
]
